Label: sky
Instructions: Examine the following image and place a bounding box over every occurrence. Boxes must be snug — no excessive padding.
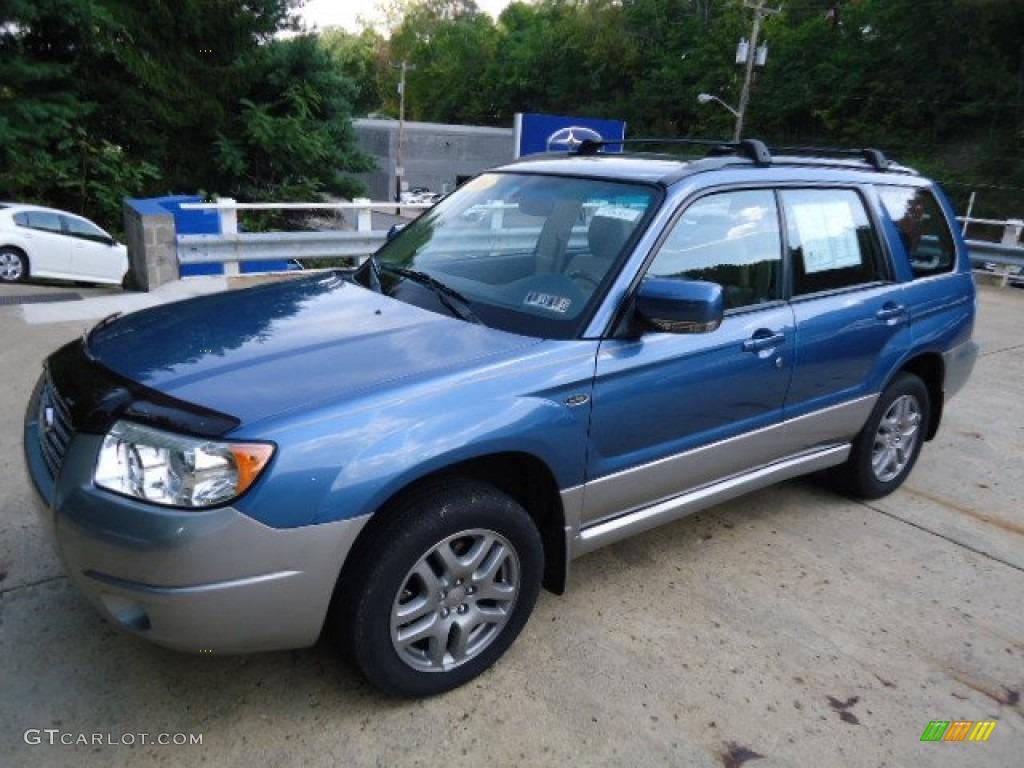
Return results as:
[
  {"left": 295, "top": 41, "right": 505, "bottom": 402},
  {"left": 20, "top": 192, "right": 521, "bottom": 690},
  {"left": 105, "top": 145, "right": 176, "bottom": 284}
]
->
[{"left": 297, "top": 0, "right": 515, "bottom": 34}]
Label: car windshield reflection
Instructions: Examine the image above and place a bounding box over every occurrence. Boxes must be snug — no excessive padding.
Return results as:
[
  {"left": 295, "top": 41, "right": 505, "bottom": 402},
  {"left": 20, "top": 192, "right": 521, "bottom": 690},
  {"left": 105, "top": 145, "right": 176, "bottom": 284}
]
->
[{"left": 357, "top": 172, "right": 660, "bottom": 339}]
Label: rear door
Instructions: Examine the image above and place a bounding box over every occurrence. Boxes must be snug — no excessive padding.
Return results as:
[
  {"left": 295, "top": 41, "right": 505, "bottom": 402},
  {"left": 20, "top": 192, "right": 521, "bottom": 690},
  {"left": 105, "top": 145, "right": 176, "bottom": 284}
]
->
[
  {"left": 13, "top": 210, "right": 70, "bottom": 276},
  {"left": 781, "top": 187, "right": 910, "bottom": 449}
]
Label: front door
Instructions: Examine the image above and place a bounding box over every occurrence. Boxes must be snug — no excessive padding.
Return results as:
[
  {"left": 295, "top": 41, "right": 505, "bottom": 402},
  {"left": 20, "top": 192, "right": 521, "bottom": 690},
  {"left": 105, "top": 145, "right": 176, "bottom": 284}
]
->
[
  {"left": 63, "top": 215, "right": 122, "bottom": 282},
  {"left": 583, "top": 189, "right": 794, "bottom": 525}
]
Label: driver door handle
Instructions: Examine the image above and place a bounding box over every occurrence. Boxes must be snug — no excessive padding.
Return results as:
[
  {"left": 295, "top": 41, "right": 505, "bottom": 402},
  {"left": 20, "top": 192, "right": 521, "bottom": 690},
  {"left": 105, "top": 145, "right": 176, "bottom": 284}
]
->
[{"left": 743, "top": 331, "right": 786, "bottom": 353}]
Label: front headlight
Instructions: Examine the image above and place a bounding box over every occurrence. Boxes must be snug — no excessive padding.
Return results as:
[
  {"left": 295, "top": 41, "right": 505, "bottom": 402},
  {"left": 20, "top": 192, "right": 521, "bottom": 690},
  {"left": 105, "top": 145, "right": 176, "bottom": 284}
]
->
[{"left": 94, "top": 421, "right": 274, "bottom": 508}]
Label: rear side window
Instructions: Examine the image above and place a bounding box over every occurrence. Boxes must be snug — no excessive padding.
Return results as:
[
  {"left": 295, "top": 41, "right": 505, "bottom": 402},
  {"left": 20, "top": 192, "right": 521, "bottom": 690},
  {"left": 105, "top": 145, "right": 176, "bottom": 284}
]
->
[
  {"left": 877, "top": 186, "right": 956, "bottom": 278},
  {"left": 781, "top": 189, "right": 883, "bottom": 296},
  {"left": 13, "top": 210, "right": 62, "bottom": 234}
]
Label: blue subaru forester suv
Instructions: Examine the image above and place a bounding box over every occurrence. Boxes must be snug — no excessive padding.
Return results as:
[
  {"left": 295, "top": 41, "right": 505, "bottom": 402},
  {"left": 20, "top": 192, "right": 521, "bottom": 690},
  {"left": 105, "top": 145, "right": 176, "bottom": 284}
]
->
[{"left": 24, "top": 140, "right": 977, "bottom": 697}]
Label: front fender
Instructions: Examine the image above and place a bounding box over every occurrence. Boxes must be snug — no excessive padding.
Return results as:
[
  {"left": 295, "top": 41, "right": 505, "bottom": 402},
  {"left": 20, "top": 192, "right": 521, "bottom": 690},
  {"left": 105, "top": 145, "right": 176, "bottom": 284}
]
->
[
  {"left": 234, "top": 340, "right": 598, "bottom": 529},
  {"left": 324, "top": 395, "right": 588, "bottom": 524}
]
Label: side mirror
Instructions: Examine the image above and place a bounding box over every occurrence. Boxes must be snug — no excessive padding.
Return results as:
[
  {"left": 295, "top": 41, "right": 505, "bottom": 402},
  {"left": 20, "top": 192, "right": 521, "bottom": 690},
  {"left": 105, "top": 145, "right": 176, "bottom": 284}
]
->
[
  {"left": 635, "top": 278, "right": 724, "bottom": 334},
  {"left": 386, "top": 223, "right": 406, "bottom": 241}
]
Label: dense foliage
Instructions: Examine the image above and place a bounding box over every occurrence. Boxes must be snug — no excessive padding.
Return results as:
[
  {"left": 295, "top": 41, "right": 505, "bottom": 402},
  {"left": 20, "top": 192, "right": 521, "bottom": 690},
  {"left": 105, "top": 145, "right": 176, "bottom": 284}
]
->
[
  {"left": 336, "top": 0, "right": 1024, "bottom": 217},
  {"left": 0, "top": 0, "right": 371, "bottom": 231},
  {"left": 2, "top": 0, "right": 1022, "bottom": 226}
]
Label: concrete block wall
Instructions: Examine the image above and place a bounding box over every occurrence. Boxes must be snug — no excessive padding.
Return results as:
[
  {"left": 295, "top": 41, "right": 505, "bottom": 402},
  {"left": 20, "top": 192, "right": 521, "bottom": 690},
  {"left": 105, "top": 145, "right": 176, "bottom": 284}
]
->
[{"left": 123, "top": 199, "right": 179, "bottom": 291}]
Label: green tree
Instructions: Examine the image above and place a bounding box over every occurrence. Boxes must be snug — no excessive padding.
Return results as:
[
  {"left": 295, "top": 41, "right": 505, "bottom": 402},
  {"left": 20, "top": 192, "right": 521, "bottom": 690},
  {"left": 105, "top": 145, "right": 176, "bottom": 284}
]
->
[
  {"left": 215, "top": 35, "right": 373, "bottom": 207},
  {"left": 1, "top": 0, "right": 374, "bottom": 230},
  {"left": 81, "top": 0, "right": 302, "bottom": 193},
  {"left": 319, "top": 27, "right": 389, "bottom": 117},
  {"left": 387, "top": 0, "right": 500, "bottom": 124},
  {"left": 0, "top": 0, "right": 156, "bottom": 225}
]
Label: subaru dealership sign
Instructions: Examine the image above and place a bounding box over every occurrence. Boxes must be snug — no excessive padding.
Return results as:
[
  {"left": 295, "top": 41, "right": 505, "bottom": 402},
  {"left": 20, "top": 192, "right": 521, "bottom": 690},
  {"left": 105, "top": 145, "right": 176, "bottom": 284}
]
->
[{"left": 513, "top": 113, "right": 627, "bottom": 157}]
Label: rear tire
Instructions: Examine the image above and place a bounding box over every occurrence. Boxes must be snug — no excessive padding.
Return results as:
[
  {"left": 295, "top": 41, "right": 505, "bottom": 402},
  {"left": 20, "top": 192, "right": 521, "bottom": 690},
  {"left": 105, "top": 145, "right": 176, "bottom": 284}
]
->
[
  {"left": 0, "top": 248, "right": 28, "bottom": 283},
  {"left": 338, "top": 479, "right": 543, "bottom": 697},
  {"left": 835, "top": 372, "right": 929, "bottom": 499}
]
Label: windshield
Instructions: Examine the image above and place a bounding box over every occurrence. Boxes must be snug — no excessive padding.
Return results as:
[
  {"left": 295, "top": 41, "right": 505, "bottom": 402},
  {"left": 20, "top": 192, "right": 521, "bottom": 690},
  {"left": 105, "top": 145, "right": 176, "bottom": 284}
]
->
[{"left": 355, "top": 172, "right": 660, "bottom": 339}]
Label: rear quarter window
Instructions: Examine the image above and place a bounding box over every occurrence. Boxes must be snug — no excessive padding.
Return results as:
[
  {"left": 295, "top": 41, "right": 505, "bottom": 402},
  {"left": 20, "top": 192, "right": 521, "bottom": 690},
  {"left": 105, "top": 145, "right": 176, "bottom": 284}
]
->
[{"left": 876, "top": 185, "right": 956, "bottom": 278}]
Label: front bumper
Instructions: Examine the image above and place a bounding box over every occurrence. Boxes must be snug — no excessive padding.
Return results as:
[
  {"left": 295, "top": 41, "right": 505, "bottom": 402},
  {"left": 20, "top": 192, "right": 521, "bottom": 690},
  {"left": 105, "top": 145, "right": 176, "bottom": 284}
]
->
[{"left": 24, "top": 382, "right": 369, "bottom": 654}]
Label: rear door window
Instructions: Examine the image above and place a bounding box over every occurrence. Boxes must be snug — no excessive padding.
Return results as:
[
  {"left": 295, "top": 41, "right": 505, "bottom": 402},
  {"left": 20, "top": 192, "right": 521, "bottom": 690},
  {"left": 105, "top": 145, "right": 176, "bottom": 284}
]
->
[
  {"left": 876, "top": 186, "right": 956, "bottom": 278},
  {"left": 781, "top": 188, "right": 885, "bottom": 296},
  {"left": 13, "top": 210, "right": 62, "bottom": 234}
]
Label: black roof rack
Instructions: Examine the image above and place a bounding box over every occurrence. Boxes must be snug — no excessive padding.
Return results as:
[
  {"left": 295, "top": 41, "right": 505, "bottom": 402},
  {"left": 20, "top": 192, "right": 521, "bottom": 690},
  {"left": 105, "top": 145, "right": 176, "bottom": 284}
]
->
[
  {"left": 575, "top": 138, "right": 772, "bottom": 166},
  {"left": 573, "top": 138, "right": 899, "bottom": 172},
  {"left": 773, "top": 145, "right": 893, "bottom": 171}
]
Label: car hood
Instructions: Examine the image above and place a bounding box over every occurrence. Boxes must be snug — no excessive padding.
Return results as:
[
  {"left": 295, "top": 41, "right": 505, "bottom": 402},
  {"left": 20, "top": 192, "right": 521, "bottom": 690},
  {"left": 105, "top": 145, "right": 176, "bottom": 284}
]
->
[{"left": 87, "top": 273, "right": 539, "bottom": 425}]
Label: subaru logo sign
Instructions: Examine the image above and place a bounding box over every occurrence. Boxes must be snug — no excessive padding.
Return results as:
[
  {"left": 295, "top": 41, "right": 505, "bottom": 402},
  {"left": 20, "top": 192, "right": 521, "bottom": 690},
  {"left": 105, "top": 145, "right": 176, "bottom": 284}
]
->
[
  {"left": 515, "top": 113, "right": 626, "bottom": 157},
  {"left": 546, "top": 126, "right": 603, "bottom": 152}
]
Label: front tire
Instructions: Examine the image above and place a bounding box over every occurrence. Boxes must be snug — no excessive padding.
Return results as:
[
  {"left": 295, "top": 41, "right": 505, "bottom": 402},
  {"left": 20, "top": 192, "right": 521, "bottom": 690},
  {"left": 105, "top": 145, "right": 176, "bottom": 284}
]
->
[
  {"left": 341, "top": 479, "right": 543, "bottom": 697},
  {"left": 0, "top": 248, "right": 28, "bottom": 283},
  {"left": 837, "top": 372, "right": 930, "bottom": 499}
]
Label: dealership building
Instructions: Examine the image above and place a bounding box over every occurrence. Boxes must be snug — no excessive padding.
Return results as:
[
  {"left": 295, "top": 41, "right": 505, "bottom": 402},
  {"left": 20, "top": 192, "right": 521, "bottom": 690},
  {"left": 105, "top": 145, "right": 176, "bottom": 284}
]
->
[{"left": 351, "top": 118, "right": 515, "bottom": 201}]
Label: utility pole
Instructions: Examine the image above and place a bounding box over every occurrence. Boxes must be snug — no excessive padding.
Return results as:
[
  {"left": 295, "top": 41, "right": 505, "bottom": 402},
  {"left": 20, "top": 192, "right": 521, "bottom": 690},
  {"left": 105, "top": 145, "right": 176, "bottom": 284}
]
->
[
  {"left": 395, "top": 60, "right": 414, "bottom": 205},
  {"left": 734, "top": 0, "right": 780, "bottom": 141}
]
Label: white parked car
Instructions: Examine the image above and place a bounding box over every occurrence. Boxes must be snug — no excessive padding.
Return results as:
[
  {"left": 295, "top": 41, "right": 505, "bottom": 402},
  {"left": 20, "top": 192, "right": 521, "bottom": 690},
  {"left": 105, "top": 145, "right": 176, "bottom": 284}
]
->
[
  {"left": 400, "top": 188, "right": 442, "bottom": 205},
  {"left": 0, "top": 203, "right": 129, "bottom": 286}
]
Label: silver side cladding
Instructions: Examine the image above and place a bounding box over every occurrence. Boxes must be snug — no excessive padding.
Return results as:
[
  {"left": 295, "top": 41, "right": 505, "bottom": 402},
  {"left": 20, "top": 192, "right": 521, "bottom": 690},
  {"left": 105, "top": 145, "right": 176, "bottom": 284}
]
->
[
  {"left": 578, "top": 395, "right": 875, "bottom": 528},
  {"left": 943, "top": 337, "right": 980, "bottom": 401}
]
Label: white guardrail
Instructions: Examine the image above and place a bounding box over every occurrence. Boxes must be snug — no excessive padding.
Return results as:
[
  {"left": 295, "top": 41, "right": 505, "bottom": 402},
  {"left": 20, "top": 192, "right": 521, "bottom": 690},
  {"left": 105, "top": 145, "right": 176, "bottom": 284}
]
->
[
  {"left": 178, "top": 200, "right": 1024, "bottom": 285},
  {"left": 176, "top": 199, "right": 432, "bottom": 273},
  {"left": 960, "top": 216, "right": 1024, "bottom": 286}
]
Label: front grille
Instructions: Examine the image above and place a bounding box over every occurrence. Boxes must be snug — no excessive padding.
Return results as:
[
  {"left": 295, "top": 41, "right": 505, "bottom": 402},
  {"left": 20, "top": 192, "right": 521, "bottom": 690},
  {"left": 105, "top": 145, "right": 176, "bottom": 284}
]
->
[{"left": 37, "top": 372, "right": 73, "bottom": 478}]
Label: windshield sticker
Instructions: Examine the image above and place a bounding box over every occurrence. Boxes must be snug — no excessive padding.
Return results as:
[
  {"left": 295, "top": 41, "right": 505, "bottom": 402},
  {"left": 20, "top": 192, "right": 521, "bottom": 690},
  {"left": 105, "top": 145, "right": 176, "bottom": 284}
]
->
[
  {"left": 594, "top": 205, "right": 642, "bottom": 222},
  {"left": 524, "top": 292, "right": 571, "bottom": 313}
]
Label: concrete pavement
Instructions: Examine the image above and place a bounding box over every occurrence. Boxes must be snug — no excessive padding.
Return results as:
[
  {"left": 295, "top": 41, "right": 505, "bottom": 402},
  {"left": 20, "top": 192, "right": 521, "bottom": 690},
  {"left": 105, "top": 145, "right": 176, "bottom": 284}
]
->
[{"left": 0, "top": 280, "right": 1021, "bottom": 767}]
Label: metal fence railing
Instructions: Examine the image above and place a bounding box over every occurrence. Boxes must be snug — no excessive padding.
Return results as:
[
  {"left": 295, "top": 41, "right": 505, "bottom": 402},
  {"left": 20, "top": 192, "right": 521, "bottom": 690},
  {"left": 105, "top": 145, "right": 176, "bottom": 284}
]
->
[
  {"left": 177, "top": 199, "right": 1024, "bottom": 286},
  {"left": 959, "top": 216, "right": 1024, "bottom": 286},
  {"left": 176, "top": 198, "right": 428, "bottom": 273}
]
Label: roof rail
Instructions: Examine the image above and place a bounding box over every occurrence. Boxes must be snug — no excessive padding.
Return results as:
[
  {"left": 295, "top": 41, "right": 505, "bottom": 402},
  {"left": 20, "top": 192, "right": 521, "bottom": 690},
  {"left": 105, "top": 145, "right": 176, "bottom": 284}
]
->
[
  {"left": 574, "top": 138, "right": 772, "bottom": 166},
  {"left": 859, "top": 148, "right": 891, "bottom": 170},
  {"left": 573, "top": 138, "right": 902, "bottom": 172},
  {"left": 774, "top": 145, "right": 894, "bottom": 171}
]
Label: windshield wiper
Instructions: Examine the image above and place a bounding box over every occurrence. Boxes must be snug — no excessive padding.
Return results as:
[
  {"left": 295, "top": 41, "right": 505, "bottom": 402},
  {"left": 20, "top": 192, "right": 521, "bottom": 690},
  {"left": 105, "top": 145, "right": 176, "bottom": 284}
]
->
[
  {"left": 346, "top": 254, "right": 383, "bottom": 292},
  {"left": 381, "top": 265, "right": 482, "bottom": 324},
  {"left": 364, "top": 254, "right": 383, "bottom": 292}
]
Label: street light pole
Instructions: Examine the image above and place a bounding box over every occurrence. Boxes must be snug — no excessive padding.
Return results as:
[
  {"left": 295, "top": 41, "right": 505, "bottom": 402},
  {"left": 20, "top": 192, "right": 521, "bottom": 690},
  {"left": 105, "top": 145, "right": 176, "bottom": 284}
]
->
[{"left": 698, "top": 93, "right": 740, "bottom": 119}]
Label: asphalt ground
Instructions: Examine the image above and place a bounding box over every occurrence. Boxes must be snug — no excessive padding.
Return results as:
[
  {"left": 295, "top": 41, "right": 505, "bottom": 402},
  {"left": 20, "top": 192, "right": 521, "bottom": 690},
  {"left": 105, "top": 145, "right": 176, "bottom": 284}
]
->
[{"left": 0, "top": 277, "right": 1021, "bottom": 767}]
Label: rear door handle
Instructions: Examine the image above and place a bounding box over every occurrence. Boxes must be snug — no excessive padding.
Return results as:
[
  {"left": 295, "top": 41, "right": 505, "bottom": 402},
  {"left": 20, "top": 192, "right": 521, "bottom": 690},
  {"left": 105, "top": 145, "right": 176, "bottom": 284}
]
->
[
  {"left": 876, "top": 303, "right": 907, "bottom": 325},
  {"left": 743, "top": 331, "right": 786, "bottom": 352}
]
